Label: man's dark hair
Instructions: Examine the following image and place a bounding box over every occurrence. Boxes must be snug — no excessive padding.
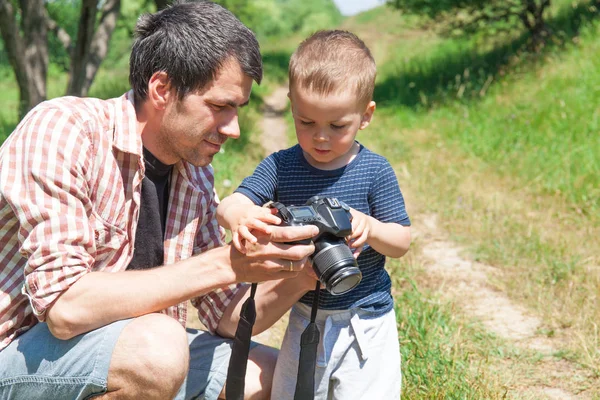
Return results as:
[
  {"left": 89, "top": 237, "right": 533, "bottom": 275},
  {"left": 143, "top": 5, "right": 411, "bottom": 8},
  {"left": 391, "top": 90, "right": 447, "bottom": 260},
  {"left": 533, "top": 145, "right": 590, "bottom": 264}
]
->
[{"left": 129, "top": 0, "right": 262, "bottom": 105}]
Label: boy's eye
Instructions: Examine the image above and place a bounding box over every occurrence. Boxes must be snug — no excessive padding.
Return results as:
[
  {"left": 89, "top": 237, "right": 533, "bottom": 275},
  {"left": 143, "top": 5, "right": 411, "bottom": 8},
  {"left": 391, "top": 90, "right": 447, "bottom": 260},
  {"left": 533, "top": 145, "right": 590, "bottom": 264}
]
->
[
  {"left": 331, "top": 124, "right": 345, "bottom": 129},
  {"left": 300, "top": 120, "right": 314, "bottom": 126}
]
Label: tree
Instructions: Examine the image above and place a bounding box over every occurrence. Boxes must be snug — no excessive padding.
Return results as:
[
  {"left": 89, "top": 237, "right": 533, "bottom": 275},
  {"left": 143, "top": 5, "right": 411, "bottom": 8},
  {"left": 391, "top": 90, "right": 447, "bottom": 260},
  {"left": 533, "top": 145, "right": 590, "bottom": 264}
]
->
[
  {"left": 0, "top": 0, "right": 120, "bottom": 118},
  {"left": 388, "top": 0, "right": 551, "bottom": 47}
]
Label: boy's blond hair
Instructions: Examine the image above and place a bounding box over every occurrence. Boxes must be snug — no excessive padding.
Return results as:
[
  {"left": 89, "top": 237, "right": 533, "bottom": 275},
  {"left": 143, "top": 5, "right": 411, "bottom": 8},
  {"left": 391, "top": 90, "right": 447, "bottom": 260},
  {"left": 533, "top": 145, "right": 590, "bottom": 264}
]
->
[{"left": 289, "top": 30, "right": 376, "bottom": 109}]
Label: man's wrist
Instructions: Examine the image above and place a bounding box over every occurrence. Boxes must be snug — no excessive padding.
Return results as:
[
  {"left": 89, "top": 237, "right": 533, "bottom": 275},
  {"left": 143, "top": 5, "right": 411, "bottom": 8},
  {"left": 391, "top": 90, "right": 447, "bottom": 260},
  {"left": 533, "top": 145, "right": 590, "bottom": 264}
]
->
[{"left": 188, "top": 244, "right": 238, "bottom": 290}]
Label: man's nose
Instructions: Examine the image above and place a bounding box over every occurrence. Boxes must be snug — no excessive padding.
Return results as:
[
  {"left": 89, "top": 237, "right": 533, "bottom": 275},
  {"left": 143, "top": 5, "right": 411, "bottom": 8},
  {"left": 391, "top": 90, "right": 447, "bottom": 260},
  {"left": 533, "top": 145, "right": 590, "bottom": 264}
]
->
[{"left": 217, "top": 114, "right": 240, "bottom": 139}]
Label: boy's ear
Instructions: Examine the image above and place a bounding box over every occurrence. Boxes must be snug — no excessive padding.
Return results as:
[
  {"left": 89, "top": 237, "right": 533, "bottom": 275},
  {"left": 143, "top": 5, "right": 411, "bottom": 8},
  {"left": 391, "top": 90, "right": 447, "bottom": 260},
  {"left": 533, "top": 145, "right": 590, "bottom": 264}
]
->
[
  {"left": 359, "top": 101, "right": 376, "bottom": 130},
  {"left": 148, "top": 71, "right": 172, "bottom": 111},
  {"left": 287, "top": 92, "right": 294, "bottom": 112}
]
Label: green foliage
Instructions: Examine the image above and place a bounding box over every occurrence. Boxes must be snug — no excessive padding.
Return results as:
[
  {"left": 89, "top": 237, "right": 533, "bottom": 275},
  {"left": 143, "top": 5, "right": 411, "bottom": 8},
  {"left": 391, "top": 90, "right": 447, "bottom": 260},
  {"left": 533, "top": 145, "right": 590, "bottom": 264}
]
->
[
  {"left": 387, "top": 0, "right": 549, "bottom": 39},
  {"left": 214, "top": 0, "right": 343, "bottom": 39},
  {"left": 45, "top": 0, "right": 80, "bottom": 72},
  {"left": 375, "top": 0, "right": 600, "bottom": 211}
]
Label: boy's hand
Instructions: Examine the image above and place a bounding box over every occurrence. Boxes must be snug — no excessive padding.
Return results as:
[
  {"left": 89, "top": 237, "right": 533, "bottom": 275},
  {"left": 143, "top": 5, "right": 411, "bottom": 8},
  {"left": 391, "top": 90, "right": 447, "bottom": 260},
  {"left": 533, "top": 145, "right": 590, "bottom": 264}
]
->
[
  {"left": 347, "top": 208, "right": 373, "bottom": 258},
  {"left": 229, "top": 205, "right": 281, "bottom": 253}
]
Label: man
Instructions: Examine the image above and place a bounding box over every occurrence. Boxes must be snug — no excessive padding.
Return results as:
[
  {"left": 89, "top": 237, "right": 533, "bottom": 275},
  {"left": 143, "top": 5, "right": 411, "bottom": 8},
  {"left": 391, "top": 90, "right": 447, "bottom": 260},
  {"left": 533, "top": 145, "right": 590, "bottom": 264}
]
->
[{"left": 0, "top": 1, "right": 319, "bottom": 399}]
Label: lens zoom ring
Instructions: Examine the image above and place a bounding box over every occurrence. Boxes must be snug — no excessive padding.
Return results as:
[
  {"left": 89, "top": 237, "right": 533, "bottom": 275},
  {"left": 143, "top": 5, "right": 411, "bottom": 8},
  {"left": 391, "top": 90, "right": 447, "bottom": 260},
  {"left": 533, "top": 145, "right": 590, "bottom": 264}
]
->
[{"left": 313, "top": 244, "right": 355, "bottom": 276}]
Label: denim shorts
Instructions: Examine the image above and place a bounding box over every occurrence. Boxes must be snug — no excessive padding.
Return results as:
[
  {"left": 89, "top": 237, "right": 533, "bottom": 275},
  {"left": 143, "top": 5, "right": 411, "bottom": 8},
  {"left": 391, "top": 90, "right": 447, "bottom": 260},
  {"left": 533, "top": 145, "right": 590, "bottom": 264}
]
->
[{"left": 0, "top": 319, "right": 240, "bottom": 400}]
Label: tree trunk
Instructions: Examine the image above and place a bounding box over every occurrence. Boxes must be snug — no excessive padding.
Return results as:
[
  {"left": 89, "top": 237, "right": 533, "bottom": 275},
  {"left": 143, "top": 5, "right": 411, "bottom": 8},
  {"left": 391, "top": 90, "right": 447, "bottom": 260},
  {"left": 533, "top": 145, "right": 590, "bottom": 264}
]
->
[
  {"left": 0, "top": 0, "right": 48, "bottom": 118},
  {"left": 66, "top": 0, "right": 121, "bottom": 97},
  {"left": 520, "top": 0, "right": 551, "bottom": 50}
]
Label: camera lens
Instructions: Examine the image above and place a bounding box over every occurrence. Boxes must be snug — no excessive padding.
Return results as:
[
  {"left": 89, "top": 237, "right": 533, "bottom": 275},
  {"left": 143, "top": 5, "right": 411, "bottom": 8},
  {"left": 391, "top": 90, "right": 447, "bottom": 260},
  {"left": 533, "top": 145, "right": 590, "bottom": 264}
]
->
[{"left": 312, "top": 236, "right": 362, "bottom": 295}]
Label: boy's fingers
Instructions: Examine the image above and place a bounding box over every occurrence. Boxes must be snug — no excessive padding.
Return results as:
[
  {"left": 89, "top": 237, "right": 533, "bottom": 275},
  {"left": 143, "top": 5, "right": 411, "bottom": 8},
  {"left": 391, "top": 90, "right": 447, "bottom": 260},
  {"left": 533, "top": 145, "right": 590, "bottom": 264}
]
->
[
  {"left": 353, "top": 247, "right": 363, "bottom": 258},
  {"left": 350, "top": 232, "right": 367, "bottom": 248},
  {"left": 255, "top": 208, "right": 281, "bottom": 223},
  {"left": 233, "top": 234, "right": 247, "bottom": 254},
  {"left": 238, "top": 226, "right": 258, "bottom": 244},
  {"left": 248, "top": 219, "right": 274, "bottom": 234}
]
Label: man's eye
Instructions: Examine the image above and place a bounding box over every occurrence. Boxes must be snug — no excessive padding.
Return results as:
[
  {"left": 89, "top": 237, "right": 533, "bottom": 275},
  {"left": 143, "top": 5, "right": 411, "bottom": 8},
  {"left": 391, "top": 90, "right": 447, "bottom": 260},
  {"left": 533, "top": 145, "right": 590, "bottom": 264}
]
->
[{"left": 211, "top": 104, "right": 225, "bottom": 111}]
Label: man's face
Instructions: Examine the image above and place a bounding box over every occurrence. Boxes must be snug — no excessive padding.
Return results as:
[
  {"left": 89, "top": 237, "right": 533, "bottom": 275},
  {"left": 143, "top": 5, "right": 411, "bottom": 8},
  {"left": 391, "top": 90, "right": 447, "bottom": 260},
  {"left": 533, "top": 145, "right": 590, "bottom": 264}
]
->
[{"left": 157, "top": 61, "right": 253, "bottom": 167}]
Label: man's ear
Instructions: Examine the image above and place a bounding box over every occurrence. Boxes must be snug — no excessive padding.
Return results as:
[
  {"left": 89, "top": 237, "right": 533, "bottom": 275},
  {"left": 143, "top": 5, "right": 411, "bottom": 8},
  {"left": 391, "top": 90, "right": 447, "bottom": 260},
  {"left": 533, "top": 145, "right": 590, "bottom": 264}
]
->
[
  {"left": 147, "top": 71, "right": 172, "bottom": 110},
  {"left": 359, "top": 101, "right": 376, "bottom": 130}
]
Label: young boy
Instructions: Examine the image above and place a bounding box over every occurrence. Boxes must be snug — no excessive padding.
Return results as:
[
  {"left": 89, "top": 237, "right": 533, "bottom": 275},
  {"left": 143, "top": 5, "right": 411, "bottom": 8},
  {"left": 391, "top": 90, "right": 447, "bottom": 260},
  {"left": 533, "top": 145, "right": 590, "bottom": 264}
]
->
[{"left": 217, "top": 30, "right": 411, "bottom": 399}]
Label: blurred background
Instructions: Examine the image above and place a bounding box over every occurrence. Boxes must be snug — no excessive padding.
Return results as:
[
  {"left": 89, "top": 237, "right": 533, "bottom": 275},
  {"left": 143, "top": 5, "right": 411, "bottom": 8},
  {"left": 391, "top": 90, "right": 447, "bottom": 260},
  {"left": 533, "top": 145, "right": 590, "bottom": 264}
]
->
[{"left": 1, "top": 0, "right": 599, "bottom": 397}]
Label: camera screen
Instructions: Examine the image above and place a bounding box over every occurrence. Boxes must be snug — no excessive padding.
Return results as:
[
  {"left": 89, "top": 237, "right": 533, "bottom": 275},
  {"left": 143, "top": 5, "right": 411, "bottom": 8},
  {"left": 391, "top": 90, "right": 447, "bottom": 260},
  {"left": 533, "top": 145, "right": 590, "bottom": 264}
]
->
[{"left": 290, "top": 206, "right": 316, "bottom": 219}]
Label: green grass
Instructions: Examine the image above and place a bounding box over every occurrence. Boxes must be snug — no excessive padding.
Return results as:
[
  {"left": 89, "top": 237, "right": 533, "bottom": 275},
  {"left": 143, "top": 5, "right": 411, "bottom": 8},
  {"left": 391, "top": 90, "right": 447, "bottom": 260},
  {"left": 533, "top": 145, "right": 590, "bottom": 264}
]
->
[
  {"left": 2, "top": 0, "right": 600, "bottom": 395},
  {"left": 391, "top": 260, "right": 504, "bottom": 398},
  {"left": 372, "top": 1, "right": 600, "bottom": 214}
]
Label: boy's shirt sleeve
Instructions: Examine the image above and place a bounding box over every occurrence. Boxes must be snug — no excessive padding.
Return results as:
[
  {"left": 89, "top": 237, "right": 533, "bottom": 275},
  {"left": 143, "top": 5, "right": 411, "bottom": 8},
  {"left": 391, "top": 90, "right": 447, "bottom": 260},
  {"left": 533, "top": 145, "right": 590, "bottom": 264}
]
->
[
  {"left": 369, "top": 160, "right": 411, "bottom": 226},
  {"left": 234, "top": 153, "right": 279, "bottom": 206}
]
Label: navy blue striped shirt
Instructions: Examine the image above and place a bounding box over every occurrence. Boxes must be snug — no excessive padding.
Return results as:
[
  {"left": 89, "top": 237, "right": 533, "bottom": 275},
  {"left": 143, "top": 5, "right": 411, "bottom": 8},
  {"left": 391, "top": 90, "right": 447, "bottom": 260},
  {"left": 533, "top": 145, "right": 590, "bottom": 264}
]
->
[{"left": 236, "top": 143, "right": 410, "bottom": 315}]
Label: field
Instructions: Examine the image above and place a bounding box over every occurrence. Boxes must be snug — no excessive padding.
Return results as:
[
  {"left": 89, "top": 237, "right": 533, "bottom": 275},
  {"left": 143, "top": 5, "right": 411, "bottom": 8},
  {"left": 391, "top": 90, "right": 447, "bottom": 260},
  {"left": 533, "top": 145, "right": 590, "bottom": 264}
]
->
[{"left": 1, "top": 0, "right": 599, "bottom": 397}]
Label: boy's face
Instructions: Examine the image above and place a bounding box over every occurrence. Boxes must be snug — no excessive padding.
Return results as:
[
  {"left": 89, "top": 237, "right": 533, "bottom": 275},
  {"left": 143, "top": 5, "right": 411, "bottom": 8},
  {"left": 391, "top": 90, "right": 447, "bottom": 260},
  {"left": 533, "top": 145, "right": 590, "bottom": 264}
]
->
[{"left": 289, "top": 87, "right": 375, "bottom": 170}]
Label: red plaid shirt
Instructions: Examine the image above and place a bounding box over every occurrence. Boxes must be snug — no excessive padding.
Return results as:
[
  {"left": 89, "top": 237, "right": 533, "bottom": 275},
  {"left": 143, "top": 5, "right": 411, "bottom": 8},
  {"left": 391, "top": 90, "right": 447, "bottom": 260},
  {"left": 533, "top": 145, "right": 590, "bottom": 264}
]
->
[{"left": 0, "top": 92, "right": 240, "bottom": 351}]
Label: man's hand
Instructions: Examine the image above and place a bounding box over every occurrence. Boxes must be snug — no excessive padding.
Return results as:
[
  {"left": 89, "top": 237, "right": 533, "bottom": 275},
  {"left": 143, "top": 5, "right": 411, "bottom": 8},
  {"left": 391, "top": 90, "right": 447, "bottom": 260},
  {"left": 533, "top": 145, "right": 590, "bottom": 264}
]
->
[{"left": 228, "top": 224, "right": 319, "bottom": 284}]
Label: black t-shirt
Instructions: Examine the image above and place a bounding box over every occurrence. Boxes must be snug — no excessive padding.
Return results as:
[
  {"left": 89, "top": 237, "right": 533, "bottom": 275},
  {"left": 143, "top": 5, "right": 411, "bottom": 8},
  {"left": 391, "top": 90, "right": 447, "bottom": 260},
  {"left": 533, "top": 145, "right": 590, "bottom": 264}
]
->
[{"left": 127, "top": 147, "right": 174, "bottom": 270}]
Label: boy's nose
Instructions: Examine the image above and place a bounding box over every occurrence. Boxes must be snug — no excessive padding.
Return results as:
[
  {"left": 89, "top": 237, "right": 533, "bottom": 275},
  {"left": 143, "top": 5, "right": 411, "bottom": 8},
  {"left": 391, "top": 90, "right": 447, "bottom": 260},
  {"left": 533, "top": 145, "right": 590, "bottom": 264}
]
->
[{"left": 314, "top": 130, "right": 328, "bottom": 142}]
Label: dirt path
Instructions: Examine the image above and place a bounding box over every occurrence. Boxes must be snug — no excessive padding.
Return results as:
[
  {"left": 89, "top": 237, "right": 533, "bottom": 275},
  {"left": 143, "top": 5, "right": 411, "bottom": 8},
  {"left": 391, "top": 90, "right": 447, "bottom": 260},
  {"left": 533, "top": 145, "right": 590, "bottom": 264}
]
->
[
  {"left": 251, "top": 86, "right": 292, "bottom": 346},
  {"left": 259, "top": 86, "right": 289, "bottom": 156},
  {"left": 413, "top": 213, "right": 593, "bottom": 399},
  {"left": 253, "top": 85, "right": 596, "bottom": 398}
]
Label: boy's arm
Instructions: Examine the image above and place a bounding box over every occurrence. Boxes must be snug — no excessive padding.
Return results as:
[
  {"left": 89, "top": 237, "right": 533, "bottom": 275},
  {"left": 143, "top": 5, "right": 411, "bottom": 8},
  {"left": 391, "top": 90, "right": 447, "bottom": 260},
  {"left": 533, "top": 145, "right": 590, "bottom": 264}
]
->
[
  {"left": 349, "top": 157, "right": 411, "bottom": 258},
  {"left": 217, "top": 192, "right": 281, "bottom": 251},
  {"left": 366, "top": 219, "right": 411, "bottom": 258},
  {"left": 349, "top": 209, "right": 411, "bottom": 258},
  {"left": 216, "top": 192, "right": 255, "bottom": 230}
]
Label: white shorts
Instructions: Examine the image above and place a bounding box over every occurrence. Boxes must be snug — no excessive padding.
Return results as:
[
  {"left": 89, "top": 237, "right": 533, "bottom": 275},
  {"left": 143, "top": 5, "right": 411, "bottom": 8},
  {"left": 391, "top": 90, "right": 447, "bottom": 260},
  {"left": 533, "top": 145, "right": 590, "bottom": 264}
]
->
[{"left": 271, "top": 303, "right": 401, "bottom": 400}]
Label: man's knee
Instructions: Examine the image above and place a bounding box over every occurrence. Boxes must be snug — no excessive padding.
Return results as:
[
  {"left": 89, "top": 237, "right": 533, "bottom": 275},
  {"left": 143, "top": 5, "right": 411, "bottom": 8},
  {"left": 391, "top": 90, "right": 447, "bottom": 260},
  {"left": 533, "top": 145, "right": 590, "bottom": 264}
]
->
[
  {"left": 106, "top": 314, "right": 189, "bottom": 399},
  {"left": 245, "top": 344, "right": 279, "bottom": 400}
]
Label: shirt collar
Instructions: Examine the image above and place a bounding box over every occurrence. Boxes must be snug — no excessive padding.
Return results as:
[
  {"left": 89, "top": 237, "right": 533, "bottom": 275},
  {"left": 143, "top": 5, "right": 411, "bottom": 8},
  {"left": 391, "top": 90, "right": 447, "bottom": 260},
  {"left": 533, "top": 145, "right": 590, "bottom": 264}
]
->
[{"left": 112, "top": 90, "right": 143, "bottom": 157}]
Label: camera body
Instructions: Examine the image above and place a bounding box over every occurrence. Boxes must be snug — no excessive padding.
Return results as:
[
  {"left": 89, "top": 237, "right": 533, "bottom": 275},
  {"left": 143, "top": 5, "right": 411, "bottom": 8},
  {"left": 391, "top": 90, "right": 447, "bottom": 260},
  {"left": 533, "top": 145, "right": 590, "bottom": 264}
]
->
[{"left": 270, "top": 196, "right": 362, "bottom": 295}]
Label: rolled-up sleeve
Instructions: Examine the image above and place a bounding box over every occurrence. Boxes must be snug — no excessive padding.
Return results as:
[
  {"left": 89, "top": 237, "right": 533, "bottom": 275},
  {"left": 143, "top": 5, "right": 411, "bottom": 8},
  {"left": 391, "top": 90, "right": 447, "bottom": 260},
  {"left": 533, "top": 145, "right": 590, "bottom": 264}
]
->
[
  {"left": 2, "top": 106, "right": 97, "bottom": 321},
  {"left": 190, "top": 186, "right": 241, "bottom": 333}
]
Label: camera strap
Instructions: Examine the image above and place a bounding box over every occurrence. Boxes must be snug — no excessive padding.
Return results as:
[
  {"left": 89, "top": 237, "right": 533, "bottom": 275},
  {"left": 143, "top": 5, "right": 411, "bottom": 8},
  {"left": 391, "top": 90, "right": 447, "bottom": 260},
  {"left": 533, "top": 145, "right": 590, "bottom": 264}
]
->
[
  {"left": 225, "top": 282, "right": 258, "bottom": 400},
  {"left": 225, "top": 281, "right": 322, "bottom": 400},
  {"left": 294, "top": 280, "right": 322, "bottom": 400}
]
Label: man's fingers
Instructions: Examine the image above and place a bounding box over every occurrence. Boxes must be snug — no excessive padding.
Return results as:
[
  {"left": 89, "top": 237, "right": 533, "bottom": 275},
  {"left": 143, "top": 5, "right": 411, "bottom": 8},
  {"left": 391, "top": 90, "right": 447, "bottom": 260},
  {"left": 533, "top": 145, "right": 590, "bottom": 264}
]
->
[
  {"left": 268, "top": 224, "right": 319, "bottom": 243},
  {"left": 277, "top": 258, "right": 301, "bottom": 272}
]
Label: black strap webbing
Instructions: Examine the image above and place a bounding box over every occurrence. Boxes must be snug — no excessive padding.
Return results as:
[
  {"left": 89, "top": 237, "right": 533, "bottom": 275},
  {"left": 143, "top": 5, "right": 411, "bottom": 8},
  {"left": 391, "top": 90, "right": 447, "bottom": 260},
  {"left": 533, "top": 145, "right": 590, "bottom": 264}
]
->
[
  {"left": 293, "top": 280, "right": 322, "bottom": 400},
  {"left": 225, "top": 283, "right": 258, "bottom": 400}
]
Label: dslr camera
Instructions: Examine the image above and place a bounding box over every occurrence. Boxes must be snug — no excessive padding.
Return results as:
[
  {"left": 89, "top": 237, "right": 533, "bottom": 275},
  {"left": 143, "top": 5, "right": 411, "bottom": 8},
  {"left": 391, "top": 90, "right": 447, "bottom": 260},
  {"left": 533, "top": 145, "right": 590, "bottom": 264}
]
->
[{"left": 270, "top": 196, "right": 362, "bottom": 295}]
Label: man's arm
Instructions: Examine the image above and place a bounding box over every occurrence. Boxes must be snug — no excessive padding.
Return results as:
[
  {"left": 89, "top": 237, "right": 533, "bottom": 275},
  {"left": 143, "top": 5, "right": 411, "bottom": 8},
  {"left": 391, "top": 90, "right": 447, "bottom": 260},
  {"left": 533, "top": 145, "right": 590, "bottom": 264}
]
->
[
  {"left": 216, "top": 269, "right": 317, "bottom": 337},
  {"left": 47, "top": 225, "right": 318, "bottom": 340},
  {"left": 215, "top": 225, "right": 320, "bottom": 337}
]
